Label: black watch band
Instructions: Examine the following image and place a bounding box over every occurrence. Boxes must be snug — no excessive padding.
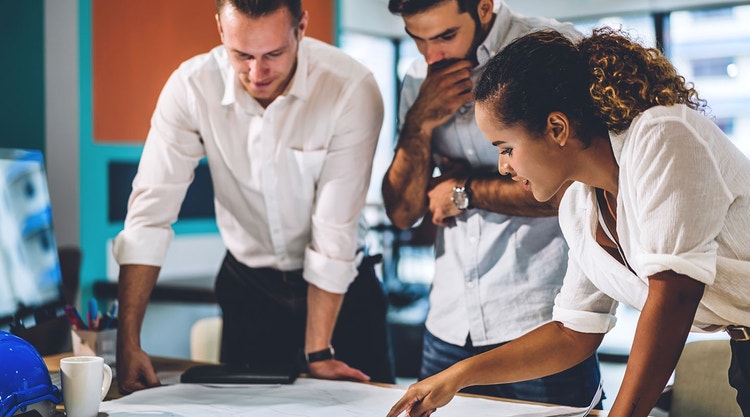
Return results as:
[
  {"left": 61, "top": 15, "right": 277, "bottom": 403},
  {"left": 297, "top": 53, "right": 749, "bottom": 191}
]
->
[
  {"left": 306, "top": 346, "right": 335, "bottom": 363},
  {"left": 464, "top": 176, "right": 474, "bottom": 209}
]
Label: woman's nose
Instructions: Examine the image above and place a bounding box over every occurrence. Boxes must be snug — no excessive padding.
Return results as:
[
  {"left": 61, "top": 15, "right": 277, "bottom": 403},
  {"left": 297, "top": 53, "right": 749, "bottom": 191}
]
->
[{"left": 498, "top": 156, "right": 513, "bottom": 176}]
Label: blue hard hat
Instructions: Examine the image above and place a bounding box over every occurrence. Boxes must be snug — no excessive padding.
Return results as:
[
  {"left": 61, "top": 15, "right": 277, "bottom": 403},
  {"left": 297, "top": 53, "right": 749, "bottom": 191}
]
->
[{"left": 0, "top": 331, "right": 62, "bottom": 417}]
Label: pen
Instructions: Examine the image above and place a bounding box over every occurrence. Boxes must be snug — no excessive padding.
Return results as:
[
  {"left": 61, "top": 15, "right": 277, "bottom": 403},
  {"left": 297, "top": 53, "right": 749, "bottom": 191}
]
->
[
  {"left": 100, "top": 300, "right": 117, "bottom": 330},
  {"left": 64, "top": 305, "right": 87, "bottom": 330},
  {"left": 102, "top": 300, "right": 118, "bottom": 329},
  {"left": 108, "top": 300, "right": 118, "bottom": 318},
  {"left": 88, "top": 298, "right": 99, "bottom": 330}
]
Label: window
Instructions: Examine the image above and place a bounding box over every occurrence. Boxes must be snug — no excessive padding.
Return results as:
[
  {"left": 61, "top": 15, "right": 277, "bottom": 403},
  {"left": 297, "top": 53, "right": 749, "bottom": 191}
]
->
[
  {"left": 691, "top": 56, "right": 736, "bottom": 78},
  {"left": 669, "top": 5, "right": 750, "bottom": 155},
  {"left": 339, "top": 33, "right": 398, "bottom": 208},
  {"left": 573, "top": 14, "right": 656, "bottom": 48}
]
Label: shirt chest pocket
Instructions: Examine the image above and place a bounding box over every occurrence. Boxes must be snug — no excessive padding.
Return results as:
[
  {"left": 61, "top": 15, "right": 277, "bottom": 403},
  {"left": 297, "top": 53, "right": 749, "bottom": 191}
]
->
[{"left": 286, "top": 148, "right": 327, "bottom": 200}]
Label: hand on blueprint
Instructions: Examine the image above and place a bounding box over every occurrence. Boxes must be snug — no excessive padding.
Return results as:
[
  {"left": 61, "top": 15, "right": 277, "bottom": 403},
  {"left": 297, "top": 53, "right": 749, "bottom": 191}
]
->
[
  {"left": 308, "top": 359, "right": 370, "bottom": 382},
  {"left": 117, "top": 346, "right": 161, "bottom": 394},
  {"left": 386, "top": 371, "right": 460, "bottom": 417}
]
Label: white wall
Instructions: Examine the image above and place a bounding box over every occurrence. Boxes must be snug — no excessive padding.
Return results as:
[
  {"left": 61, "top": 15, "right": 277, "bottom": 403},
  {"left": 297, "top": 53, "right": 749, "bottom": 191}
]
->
[{"left": 45, "top": 0, "right": 80, "bottom": 247}]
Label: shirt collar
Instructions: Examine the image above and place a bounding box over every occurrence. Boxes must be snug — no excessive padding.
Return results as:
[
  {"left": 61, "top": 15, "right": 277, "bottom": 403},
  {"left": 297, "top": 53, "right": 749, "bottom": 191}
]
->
[
  {"left": 286, "top": 38, "right": 309, "bottom": 101},
  {"left": 609, "top": 128, "right": 627, "bottom": 166},
  {"left": 475, "top": 3, "right": 511, "bottom": 69},
  {"left": 219, "top": 47, "right": 238, "bottom": 107}
]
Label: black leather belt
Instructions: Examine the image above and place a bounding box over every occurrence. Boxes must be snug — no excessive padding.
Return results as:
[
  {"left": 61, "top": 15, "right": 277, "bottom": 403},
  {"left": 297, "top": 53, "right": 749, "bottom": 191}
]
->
[{"left": 726, "top": 325, "right": 750, "bottom": 341}]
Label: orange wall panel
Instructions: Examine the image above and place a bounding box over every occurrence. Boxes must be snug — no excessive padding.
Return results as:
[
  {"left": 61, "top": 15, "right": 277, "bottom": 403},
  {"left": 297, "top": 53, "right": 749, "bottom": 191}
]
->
[{"left": 93, "top": 0, "right": 334, "bottom": 143}]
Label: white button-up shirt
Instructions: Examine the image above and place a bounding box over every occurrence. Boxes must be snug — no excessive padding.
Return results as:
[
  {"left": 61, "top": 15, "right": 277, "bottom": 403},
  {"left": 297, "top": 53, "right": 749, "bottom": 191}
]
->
[
  {"left": 554, "top": 105, "right": 750, "bottom": 333},
  {"left": 397, "top": 4, "right": 582, "bottom": 346},
  {"left": 113, "top": 38, "right": 383, "bottom": 294}
]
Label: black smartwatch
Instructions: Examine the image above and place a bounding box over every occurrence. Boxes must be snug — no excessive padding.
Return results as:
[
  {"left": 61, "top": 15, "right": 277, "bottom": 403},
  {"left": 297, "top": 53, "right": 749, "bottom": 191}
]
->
[
  {"left": 452, "top": 176, "right": 473, "bottom": 210},
  {"left": 306, "top": 345, "right": 335, "bottom": 363}
]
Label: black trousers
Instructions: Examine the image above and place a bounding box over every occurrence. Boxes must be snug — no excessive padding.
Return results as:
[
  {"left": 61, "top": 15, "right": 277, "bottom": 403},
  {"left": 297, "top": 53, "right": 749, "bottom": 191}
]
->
[
  {"left": 214, "top": 251, "right": 395, "bottom": 383},
  {"left": 729, "top": 339, "right": 750, "bottom": 416}
]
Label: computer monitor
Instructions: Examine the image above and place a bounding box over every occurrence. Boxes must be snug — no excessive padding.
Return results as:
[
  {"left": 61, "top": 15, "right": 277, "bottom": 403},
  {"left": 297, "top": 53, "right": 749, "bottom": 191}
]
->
[{"left": 0, "top": 148, "right": 64, "bottom": 331}]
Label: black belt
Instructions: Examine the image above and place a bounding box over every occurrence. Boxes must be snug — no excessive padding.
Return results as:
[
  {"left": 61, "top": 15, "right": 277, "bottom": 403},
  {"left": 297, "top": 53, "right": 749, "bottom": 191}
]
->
[{"left": 726, "top": 325, "right": 750, "bottom": 341}]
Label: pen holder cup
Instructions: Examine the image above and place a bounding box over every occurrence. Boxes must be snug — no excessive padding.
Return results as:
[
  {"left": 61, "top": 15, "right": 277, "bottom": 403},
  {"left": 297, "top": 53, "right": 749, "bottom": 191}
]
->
[{"left": 71, "top": 328, "right": 117, "bottom": 366}]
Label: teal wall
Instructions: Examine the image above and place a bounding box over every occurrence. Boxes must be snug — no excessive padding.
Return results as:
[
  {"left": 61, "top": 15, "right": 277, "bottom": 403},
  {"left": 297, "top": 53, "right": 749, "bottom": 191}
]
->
[
  {"left": 0, "top": 0, "right": 45, "bottom": 152},
  {"left": 77, "top": 1, "right": 218, "bottom": 304},
  {"left": 1, "top": 0, "right": 338, "bottom": 304}
]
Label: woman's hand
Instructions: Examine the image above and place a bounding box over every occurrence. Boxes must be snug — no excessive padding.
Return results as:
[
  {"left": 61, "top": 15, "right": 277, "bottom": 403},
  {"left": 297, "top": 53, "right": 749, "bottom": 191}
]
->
[{"left": 386, "top": 371, "right": 461, "bottom": 417}]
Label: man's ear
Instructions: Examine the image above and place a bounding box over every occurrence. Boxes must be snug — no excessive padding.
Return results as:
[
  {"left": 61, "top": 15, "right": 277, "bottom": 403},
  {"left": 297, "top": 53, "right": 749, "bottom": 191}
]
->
[
  {"left": 478, "top": 0, "right": 494, "bottom": 25},
  {"left": 547, "top": 112, "right": 569, "bottom": 148},
  {"left": 215, "top": 14, "right": 224, "bottom": 41},
  {"left": 297, "top": 10, "right": 309, "bottom": 40}
]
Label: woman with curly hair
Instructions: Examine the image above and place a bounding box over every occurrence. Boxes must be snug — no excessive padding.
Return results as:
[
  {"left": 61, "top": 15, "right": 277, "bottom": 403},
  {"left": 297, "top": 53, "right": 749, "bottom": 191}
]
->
[{"left": 386, "top": 28, "right": 750, "bottom": 417}]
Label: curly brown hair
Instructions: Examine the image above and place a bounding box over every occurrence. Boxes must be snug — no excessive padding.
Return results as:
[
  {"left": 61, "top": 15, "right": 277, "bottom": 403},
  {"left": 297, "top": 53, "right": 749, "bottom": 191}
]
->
[
  {"left": 582, "top": 27, "right": 706, "bottom": 132},
  {"left": 475, "top": 27, "right": 707, "bottom": 144}
]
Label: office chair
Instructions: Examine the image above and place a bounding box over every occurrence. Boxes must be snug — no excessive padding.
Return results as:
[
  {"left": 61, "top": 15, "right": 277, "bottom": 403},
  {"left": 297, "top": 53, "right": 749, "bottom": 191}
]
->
[
  {"left": 189, "top": 316, "right": 222, "bottom": 363},
  {"left": 668, "top": 339, "right": 742, "bottom": 417}
]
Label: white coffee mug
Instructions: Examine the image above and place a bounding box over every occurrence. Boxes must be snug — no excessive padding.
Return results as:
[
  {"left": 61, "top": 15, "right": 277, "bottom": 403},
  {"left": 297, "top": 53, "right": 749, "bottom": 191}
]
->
[{"left": 60, "top": 356, "right": 112, "bottom": 417}]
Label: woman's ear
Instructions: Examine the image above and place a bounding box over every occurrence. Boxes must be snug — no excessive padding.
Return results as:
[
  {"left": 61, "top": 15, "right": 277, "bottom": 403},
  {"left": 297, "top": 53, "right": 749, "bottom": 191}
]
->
[{"left": 547, "top": 112, "right": 569, "bottom": 148}]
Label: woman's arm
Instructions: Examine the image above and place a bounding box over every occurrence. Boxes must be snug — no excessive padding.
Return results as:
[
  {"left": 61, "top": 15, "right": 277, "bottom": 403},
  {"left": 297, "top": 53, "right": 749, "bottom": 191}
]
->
[
  {"left": 386, "top": 321, "right": 603, "bottom": 417},
  {"left": 607, "top": 270, "right": 705, "bottom": 417}
]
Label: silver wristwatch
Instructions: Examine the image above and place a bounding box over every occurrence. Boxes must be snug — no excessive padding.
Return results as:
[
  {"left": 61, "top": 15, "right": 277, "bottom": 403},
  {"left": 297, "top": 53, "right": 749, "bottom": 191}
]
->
[{"left": 452, "top": 176, "right": 473, "bottom": 211}]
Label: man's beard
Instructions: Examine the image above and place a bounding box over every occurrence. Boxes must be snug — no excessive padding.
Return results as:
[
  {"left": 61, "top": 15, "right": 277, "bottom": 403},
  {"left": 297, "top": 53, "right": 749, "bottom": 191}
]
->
[{"left": 465, "top": 15, "right": 490, "bottom": 66}]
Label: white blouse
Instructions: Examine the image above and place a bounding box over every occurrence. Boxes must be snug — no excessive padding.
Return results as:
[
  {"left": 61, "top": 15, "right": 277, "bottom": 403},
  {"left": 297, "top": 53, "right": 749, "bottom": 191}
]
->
[{"left": 553, "top": 104, "right": 750, "bottom": 333}]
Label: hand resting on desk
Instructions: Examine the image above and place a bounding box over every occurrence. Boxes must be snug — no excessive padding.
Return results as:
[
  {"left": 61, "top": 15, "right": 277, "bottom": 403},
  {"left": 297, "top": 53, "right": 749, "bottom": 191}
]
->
[
  {"left": 308, "top": 358, "right": 371, "bottom": 382},
  {"left": 117, "top": 345, "right": 161, "bottom": 394}
]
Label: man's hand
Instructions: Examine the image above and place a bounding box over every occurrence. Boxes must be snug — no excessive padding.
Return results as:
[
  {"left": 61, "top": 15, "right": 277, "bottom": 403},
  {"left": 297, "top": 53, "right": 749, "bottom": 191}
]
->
[
  {"left": 410, "top": 59, "right": 473, "bottom": 132},
  {"left": 116, "top": 345, "right": 160, "bottom": 394},
  {"left": 427, "top": 157, "right": 471, "bottom": 226},
  {"left": 427, "top": 177, "right": 464, "bottom": 227},
  {"left": 308, "top": 359, "right": 370, "bottom": 382}
]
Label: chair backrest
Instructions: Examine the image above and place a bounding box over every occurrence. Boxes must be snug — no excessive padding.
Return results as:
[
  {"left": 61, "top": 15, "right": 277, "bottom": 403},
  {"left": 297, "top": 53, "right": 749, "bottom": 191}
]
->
[
  {"left": 189, "top": 316, "right": 222, "bottom": 363},
  {"left": 670, "top": 339, "right": 742, "bottom": 417}
]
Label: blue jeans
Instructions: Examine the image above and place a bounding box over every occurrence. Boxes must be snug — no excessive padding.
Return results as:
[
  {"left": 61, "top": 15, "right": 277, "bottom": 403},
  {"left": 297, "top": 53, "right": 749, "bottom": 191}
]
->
[
  {"left": 420, "top": 329, "right": 604, "bottom": 408},
  {"left": 729, "top": 339, "right": 750, "bottom": 416}
]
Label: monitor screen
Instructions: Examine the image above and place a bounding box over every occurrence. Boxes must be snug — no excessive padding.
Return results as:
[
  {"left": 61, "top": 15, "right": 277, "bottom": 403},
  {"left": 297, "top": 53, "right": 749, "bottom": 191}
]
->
[{"left": 0, "top": 148, "right": 63, "bottom": 330}]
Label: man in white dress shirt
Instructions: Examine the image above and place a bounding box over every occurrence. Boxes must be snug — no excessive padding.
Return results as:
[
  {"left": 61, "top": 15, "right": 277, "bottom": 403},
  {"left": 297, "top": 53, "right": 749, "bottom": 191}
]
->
[
  {"left": 382, "top": 0, "right": 601, "bottom": 407},
  {"left": 113, "top": 0, "right": 393, "bottom": 393}
]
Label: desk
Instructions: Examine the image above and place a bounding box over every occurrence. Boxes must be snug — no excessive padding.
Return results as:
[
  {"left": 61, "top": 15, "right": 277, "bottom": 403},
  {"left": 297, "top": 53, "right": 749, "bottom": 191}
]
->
[
  {"left": 45, "top": 354, "right": 603, "bottom": 416},
  {"left": 44, "top": 353, "right": 203, "bottom": 400}
]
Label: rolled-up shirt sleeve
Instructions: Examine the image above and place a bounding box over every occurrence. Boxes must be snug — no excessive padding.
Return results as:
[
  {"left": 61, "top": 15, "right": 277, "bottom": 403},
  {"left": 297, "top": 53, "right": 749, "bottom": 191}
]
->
[
  {"left": 303, "top": 72, "right": 383, "bottom": 294},
  {"left": 112, "top": 68, "right": 205, "bottom": 267},
  {"left": 553, "top": 254, "right": 619, "bottom": 334},
  {"left": 624, "top": 112, "right": 730, "bottom": 285}
]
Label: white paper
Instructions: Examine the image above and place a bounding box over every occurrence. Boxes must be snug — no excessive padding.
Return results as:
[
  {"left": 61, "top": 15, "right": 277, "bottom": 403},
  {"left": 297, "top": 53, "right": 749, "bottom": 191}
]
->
[{"left": 100, "top": 379, "right": 598, "bottom": 417}]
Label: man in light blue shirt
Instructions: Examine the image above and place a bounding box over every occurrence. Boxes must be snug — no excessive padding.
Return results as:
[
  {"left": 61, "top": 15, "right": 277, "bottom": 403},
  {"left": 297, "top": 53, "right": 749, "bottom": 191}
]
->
[{"left": 382, "top": 0, "right": 602, "bottom": 406}]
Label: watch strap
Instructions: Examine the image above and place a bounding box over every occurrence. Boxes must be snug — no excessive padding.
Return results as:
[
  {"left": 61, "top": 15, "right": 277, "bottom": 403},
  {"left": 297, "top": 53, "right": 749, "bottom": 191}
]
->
[
  {"left": 463, "top": 176, "right": 474, "bottom": 209},
  {"left": 306, "top": 346, "right": 335, "bottom": 363}
]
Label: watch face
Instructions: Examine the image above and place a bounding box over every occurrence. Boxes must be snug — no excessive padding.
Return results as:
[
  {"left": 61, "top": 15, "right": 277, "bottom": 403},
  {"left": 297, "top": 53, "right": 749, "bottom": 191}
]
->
[{"left": 452, "top": 187, "right": 469, "bottom": 210}]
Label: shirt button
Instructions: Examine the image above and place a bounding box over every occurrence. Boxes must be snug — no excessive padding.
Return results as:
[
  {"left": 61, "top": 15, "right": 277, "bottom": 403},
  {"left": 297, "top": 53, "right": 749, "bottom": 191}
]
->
[
  {"left": 469, "top": 237, "right": 477, "bottom": 244},
  {"left": 466, "top": 280, "right": 475, "bottom": 288}
]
